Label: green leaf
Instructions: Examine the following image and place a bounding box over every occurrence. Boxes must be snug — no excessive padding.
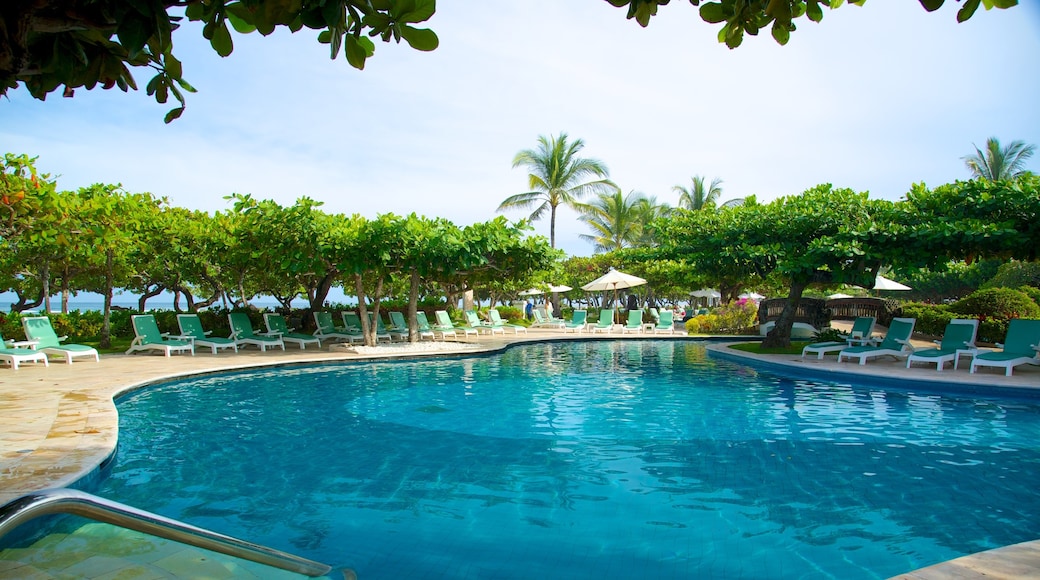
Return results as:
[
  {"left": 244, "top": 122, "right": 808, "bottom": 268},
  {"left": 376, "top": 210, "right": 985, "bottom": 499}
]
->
[
  {"left": 806, "top": 1, "right": 824, "bottom": 23},
  {"left": 771, "top": 21, "right": 790, "bottom": 45},
  {"left": 917, "top": 0, "right": 944, "bottom": 11},
  {"left": 211, "top": 21, "right": 234, "bottom": 57},
  {"left": 344, "top": 35, "right": 369, "bottom": 69},
  {"left": 226, "top": 3, "right": 259, "bottom": 34},
  {"left": 175, "top": 77, "right": 197, "bottom": 93},
  {"left": 987, "top": 0, "right": 1018, "bottom": 8},
  {"left": 117, "top": 13, "right": 152, "bottom": 59},
  {"left": 399, "top": 25, "right": 438, "bottom": 51},
  {"left": 164, "top": 53, "right": 182, "bottom": 79},
  {"left": 398, "top": 0, "right": 436, "bottom": 23},
  {"left": 164, "top": 107, "right": 185, "bottom": 124},
  {"left": 957, "top": 0, "right": 980, "bottom": 21},
  {"left": 699, "top": 2, "right": 727, "bottom": 23}
]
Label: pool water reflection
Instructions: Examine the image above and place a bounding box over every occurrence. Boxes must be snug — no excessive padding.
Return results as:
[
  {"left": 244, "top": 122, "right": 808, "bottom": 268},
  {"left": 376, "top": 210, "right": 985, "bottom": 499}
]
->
[{"left": 99, "top": 341, "right": 1040, "bottom": 579}]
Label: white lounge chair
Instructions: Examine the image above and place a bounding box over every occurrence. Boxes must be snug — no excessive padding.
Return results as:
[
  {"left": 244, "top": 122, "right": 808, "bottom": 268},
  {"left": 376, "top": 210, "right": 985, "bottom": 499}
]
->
[
  {"left": 905, "top": 319, "right": 978, "bottom": 372},
  {"left": 837, "top": 318, "right": 916, "bottom": 365},
  {"left": 970, "top": 319, "right": 1040, "bottom": 376},
  {"left": 801, "top": 316, "right": 877, "bottom": 360},
  {"left": 264, "top": 313, "right": 321, "bottom": 349},
  {"left": 21, "top": 316, "right": 100, "bottom": 364},
  {"left": 0, "top": 332, "right": 49, "bottom": 370},
  {"left": 177, "top": 314, "right": 239, "bottom": 354},
  {"left": 126, "top": 314, "right": 194, "bottom": 357}
]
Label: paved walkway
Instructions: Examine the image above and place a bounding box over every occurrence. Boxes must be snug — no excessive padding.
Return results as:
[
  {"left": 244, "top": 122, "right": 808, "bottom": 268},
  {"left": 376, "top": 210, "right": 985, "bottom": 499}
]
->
[{"left": 1, "top": 327, "right": 1038, "bottom": 579}]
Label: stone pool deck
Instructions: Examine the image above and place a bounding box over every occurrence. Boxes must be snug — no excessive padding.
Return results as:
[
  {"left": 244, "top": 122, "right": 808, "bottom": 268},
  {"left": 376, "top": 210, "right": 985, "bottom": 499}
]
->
[{"left": 1, "top": 328, "right": 1038, "bottom": 579}]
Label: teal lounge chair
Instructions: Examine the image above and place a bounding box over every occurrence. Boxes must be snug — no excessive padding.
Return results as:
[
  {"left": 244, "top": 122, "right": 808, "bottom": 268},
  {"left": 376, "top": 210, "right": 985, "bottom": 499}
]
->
[
  {"left": 837, "top": 318, "right": 916, "bottom": 365},
  {"left": 313, "top": 311, "right": 362, "bottom": 343},
  {"left": 264, "top": 313, "right": 322, "bottom": 350},
  {"left": 466, "top": 310, "right": 503, "bottom": 335},
  {"left": 342, "top": 311, "right": 391, "bottom": 342},
  {"left": 532, "top": 308, "right": 565, "bottom": 328},
  {"left": 21, "top": 316, "right": 100, "bottom": 364},
  {"left": 369, "top": 312, "right": 404, "bottom": 341},
  {"left": 905, "top": 319, "right": 978, "bottom": 372},
  {"left": 565, "top": 310, "right": 587, "bottom": 333},
  {"left": 418, "top": 311, "right": 452, "bottom": 340},
  {"left": 228, "top": 312, "right": 285, "bottom": 351},
  {"left": 390, "top": 311, "right": 434, "bottom": 341},
  {"left": 621, "top": 309, "right": 644, "bottom": 334},
  {"left": 0, "top": 332, "right": 48, "bottom": 370},
  {"left": 590, "top": 309, "right": 615, "bottom": 334},
  {"left": 653, "top": 310, "right": 675, "bottom": 335},
  {"left": 436, "top": 310, "right": 477, "bottom": 338},
  {"left": 126, "top": 314, "right": 194, "bottom": 357},
  {"left": 970, "top": 318, "right": 1040, "bottom": 377},
  {"left": 801, "top": 316, "right": 877, "bottom": 360},
  {"left": 177, "top": 314, "right": 239, "bottom": 354},
  {"left": 488, "top": 308, "right": 527, "bottom": 335}
]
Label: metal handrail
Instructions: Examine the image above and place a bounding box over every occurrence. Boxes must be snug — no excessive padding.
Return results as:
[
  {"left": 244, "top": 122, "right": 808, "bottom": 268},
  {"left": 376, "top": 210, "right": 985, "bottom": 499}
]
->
[{"left": 0, "top": 488, "right": 338, "bottom": 578}]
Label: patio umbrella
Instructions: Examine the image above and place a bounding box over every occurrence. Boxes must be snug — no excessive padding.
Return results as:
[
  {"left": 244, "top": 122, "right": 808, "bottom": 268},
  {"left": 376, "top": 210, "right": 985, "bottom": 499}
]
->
[
  {"left": 827, "top": 293, "right": 854, "bottom": 299},
  {"left": 581, "top": 269, "right": 647, "bottom": 324},
  {"left": 872, "top": 275, "right": 911, "bottom": 291},
  {"left": 739, "top": 292, "right": 765, "bottom": 301},
  {"left": 519, "top": 284, "right": 572, "bottom": 296}
]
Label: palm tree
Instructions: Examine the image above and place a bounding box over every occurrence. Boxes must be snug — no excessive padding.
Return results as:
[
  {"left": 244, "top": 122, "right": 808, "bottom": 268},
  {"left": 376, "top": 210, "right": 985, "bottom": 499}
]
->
[
  {"left": 633, "top": 195, "right": 670, "bottom": 247},
  {"left": 575, "top": 190, "right": 646, "bottom": 253},
  {"left": 673, "top": 176, "right": 723, "bottom": 210},
  {"left": 499, "top": 133, "right": 617, "bottom": 248},
  {"left": 962, "top": 137, "right": 1036, "bottom": 181}
]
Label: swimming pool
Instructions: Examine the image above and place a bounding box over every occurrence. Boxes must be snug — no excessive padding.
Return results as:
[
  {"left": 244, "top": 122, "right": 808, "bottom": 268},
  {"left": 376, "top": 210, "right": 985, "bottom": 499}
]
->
[{"left": 96, "top": 340, "right": 1040, "bottom": 579}]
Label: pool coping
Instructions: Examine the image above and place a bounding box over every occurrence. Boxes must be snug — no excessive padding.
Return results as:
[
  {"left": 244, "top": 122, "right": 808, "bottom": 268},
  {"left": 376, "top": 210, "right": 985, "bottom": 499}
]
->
[{"left": 1, "top": 332, "right": 1038, "bottom": 579}]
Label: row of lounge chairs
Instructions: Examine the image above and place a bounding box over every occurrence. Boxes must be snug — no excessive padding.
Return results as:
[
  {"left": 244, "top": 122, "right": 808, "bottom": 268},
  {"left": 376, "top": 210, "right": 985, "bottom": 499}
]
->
[
  {"left": 801, "top": 316, "right": 1040, "bottom": 376},
  {"left": 0, "top": 316, "right": 100, "bottom": 369}
]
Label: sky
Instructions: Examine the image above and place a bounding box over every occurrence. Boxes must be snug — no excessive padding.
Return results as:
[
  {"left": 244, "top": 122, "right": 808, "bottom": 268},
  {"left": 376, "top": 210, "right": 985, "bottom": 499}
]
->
[{"left": 2, "top": 1, "right": 1039, "bottom": 259}]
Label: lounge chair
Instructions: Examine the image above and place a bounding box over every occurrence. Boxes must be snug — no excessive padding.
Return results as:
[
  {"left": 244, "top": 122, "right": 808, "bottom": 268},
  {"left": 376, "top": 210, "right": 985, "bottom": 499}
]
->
[
  {"left": 0, "top": 332, "right": 48, "bottom": 370},
  {"left": 837, "top": 318, "right": 916, "bottom": 365},
  {"left": 466, "top": 310, "right": 504, "bottom": 335},
  {"left": 488, "top": 308, "right": 527, "bottom": 335},
  {"left": 313, "top": 312, "right": 362, "bottom": 343},
  {"left": 532, "top": 308, "right": 565, "bottom": 329},
  {"left": 905, "top": 319, "right": 979, "bottom": 372},
  {"left": 390, "top": 311, "right": 434, "bottom": 341},
  {"left": 565, "top": 310, "right": 587, "bottom": 333},
  {"left": 621, "top": 309, "right": 644, "bottom": 334},
  {"left": 590, "top": 309, "right": 615, "bottom": 333},
  {"left": 419, "top": 311, "right": 453, "bottom": 340},
  {"left": 228, "top": 312, "right": 285, "bottom": 351},
  {"left": 263, "top": 313, "right": 321, "bottom": 350},
  {"left": 340, "top": 311, "right": 390, "bottom": 342},
  {"left": 649, "top": 307, "right": 659, "bottom": 322},
  {"left": 435, "top": 310, "right": 477, "bottom": 338},
  {"left": 653, "top": 310, "right": 675, "bottom": 335},
  {"left": 126, "top": 314, "right": 194, "bottom": 357},
  {"left": 970, "top": 318, "right": 1040, "bottom": 377},
  {"left": 177, "top": 314, "right": 239, "bottom": 354},
  {"left": 21, "top": 316, "right": 100, "bottom": 364},
  {"left": 801, "top": 316, "right": 877, "bottom": 360},
  {"left": 369, "top": 312, "right": 405, "bottom": 341}
]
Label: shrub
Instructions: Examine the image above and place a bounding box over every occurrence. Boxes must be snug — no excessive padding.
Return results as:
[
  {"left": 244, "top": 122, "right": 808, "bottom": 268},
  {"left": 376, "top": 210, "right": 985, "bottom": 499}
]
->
[
  {"left": 1016, "top": 285, "right": 1040, "bottom": 308},
  {"left": 949, "top": 288, "right": 1040, "bottom": 343},
  {"left": 684, "top": 301, "right": 757, "bottom": 335},
  {"left": 496, "top": 305, "right": 524, "bottom": 322},
  {"left": 983, "top": 260, "right": 1040, "bottom": 290},
  {"left": 812, "top": 328, "right": 847, "bottom": 343},
  {"left": 899, "top": 302, "right": 954, "bottom": 337}
]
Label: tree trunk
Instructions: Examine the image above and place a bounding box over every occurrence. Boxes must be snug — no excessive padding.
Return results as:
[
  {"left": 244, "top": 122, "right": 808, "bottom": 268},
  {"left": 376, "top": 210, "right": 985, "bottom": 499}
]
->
[
  {"left": 40, "top": 262, "right": 51, "bottom": 313},
  {"left": 761, "top": 279, "right": 808, "bottom": 349},
  {"left": 139, "top": 285, "right": 165, "bottom": 312},
  {"left": 408, "top": 270, "right": 420, "bottom": 343},
  {"left": 100, "top": 249, "right": 114, "bottom": 349}
]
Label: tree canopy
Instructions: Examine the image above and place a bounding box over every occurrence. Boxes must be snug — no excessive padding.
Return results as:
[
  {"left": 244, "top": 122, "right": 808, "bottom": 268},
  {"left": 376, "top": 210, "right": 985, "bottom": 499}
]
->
[{"left": 1, "top": 0, "right": 1017, "bottom": 121}]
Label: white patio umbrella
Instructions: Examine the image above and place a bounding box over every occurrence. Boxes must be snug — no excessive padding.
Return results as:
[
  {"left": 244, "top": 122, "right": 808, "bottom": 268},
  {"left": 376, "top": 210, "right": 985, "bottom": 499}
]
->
[
  {"left": 827, "top": 293, "right": 854, "bottom": 299},
  {"left": 690, "top": 288, "right": 721, "bottom": 308},
  {"left": 581, "top": 269, "right": 647, "bottom": 324},
  {"left": 519, "top": 284, "right": 572, "bottom": 296},
  {"left": 739, "top": 292, "right": 765, "bottom": 301},
  {"left": 872, "top": 275, "right": 911, "bottom": 291}
]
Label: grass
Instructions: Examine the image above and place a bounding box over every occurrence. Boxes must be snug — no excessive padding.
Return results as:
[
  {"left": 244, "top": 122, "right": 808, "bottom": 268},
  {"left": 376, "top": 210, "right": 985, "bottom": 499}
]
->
[{"left": 728, "top": 342, "right": 811, "bottom": 356}]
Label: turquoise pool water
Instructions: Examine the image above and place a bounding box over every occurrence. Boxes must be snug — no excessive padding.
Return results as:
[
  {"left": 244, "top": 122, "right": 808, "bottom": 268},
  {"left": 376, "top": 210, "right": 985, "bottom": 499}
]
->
[{"left": 98, "top": 341, "right": 1040, "bottom": 579}]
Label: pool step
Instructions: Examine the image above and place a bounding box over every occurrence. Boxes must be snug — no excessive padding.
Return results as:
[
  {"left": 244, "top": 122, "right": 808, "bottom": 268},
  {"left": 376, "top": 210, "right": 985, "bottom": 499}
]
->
[{"left": 0, "top": 523, "right": 316, "bottom": 579}]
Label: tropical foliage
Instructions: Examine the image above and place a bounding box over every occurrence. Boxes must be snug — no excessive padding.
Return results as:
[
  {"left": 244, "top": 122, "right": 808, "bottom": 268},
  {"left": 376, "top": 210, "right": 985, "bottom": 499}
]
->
[
  {"left": 499, "top": 133, "right": 617, "bottom": 248},
  {"left": 0, "top": 155, "right": 556, "bottom": 346},
  {"left": 962, "top": 137, "right": 1036, "bottom": 181},
  {"left": 673, "top": 176, "right": 723, "bottom": 211}
]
